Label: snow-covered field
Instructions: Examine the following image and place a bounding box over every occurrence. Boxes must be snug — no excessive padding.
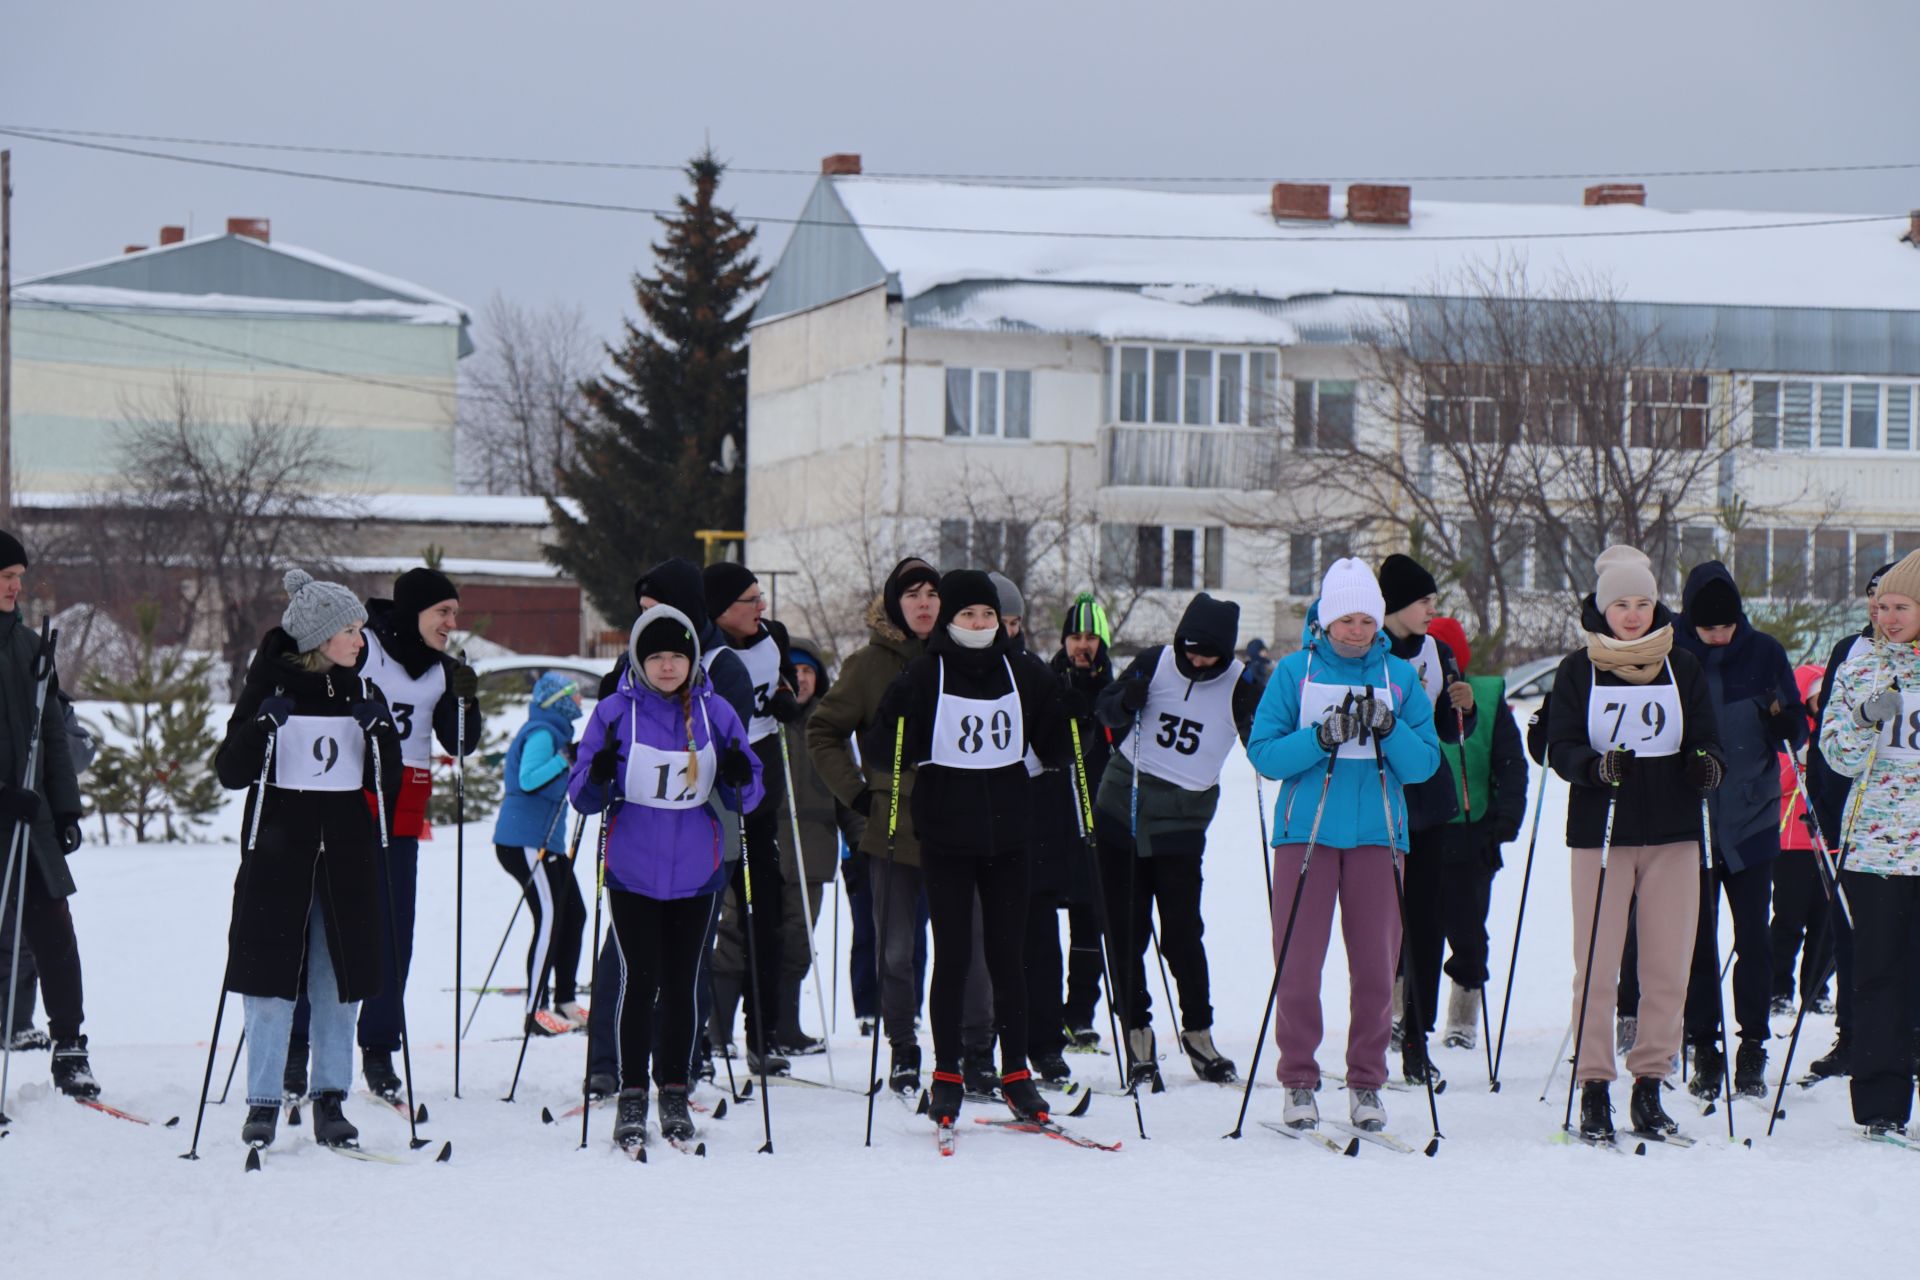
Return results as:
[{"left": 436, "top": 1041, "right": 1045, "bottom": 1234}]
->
[{"left": 5, "top": 716, "right": 1905, "bottom": 1279}]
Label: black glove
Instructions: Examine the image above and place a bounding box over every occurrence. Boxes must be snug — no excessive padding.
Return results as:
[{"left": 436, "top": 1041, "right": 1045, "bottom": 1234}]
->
[
  {"left": 0, "top": 785, "right": 43, "bottom": 823},
  {"left": 57, "top": 819, "right": 82, "bottom": 855},
  {"left": 1315, "top": 710, "right": 1360, "bottom": 753},
  {"left": 1356, "top": 694, "right": 1397, "bottom": 742},
  {"left": 842, "top": 851, "right": 870, "bottom": 898},
  {"left": 256, "top": 695, "right": 294, "bottom": 728},
  {"left": 352, "top": 701, "right": 395, "bottom": 735},
  {"left": 448, "top": 661, "right": 480, "bottom": 701},
  {"left": 1058, "top": 678, "right": 1093, "bottom": 721},
  {"left": 1686, "top": 750, "right": 1724, "bottom": 793},
  {"left": 850, "top": 789, "right": 875, "bottom": 818},
  {"left": 1591, "top": 748, "right": 1633, "bottom": 788},
  {"left": 1492, "top": 823, "right": 1521, "bottom": 850},
  {"left": 719, "top": 746, "right": 755, "bottom": 789},
  {"left": 561, "top": 739, "right": 578, "bottom": 763},
  {"left": 588, "top": 741, "right": 621, "bottom": 786},
  {"left": 1119, "top": 679, "right": 1150, "bottom": 714},
  {"left": 767, "top": 688, "right": 803, "bottom": 725}
]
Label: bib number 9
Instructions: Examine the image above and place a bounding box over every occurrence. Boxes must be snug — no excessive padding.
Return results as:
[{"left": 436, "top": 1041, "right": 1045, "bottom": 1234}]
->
[{"left": 312, "top": 735, "right": 341, "bottom": 774}]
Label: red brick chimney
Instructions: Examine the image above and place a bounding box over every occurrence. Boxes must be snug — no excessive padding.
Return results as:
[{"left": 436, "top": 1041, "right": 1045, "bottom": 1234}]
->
[
  {"left": 227, "top": 217, "right": 271, "bottom": 242},
  {"left": 1270, "top": 182, "right": 1331, "bottom": 222},
  {"left": 1347, "top": 184, "right": 1411, "bottom": 226},
  {"left": 123, "top": 244, "right": 148, "bottom": 255},
  {"left": 1584, "top": 183, "right": 1646, "bottom": 207},
  {"left": 821, "top": 153, "right": 862, "bottom": 176},
  {"left": 158, "top": 225, "right": 186, "bottom": 245}
]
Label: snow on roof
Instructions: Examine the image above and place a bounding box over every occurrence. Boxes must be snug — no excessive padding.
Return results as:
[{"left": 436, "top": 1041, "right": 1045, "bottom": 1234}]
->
[
  {"left": 829, "top": 178, "right": 1920, "bottom": 314},
  {"left": 912, "top": 282, "right": 1300, "bottom": 345},
  {"left": 13, "top": 283, "right": 465, "bottom": 326},
  {"left": 15, "top": 491, "right": 580, "bottom": 525},
  {"left": 335, "top": 555, "right": 562, "bottom": 579}
]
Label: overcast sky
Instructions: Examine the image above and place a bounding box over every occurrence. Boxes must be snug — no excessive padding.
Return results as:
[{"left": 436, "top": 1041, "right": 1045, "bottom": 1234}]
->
[{"left": 5, "top": 0, "right": 1914, "bottom": 349}]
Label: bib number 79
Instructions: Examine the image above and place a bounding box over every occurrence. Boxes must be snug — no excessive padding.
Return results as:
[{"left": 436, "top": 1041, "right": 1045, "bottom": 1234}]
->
[{"left": 1601, "top": 700, "right": 1666, "bottom": 745}]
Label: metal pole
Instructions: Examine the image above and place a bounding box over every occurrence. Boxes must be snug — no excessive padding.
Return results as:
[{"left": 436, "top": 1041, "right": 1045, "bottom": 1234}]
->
[
  {"left": 778, "top": 727, "right": 834, "bottom": 1086},
  {"left": 453, "top": 678, "right": 467, "bottom": 1099},
  {"left": 1, "top": 150, "right": 12, "bottom": 527}
]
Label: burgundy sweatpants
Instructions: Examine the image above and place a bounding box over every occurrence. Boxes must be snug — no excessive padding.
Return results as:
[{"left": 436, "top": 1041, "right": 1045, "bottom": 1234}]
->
[{"left": 1271, "top": 843, "right": 1403, "bottom": 1090}]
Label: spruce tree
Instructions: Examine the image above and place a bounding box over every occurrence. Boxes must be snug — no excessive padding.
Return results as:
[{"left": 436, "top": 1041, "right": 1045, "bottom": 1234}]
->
[{"left": 548, "top": 150, "right": 764, "bottom": 626}]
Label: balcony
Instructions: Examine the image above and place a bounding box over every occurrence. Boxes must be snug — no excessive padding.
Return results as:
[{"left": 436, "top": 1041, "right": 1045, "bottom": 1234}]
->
[{"left": 1100, "top": 423, "right": 1283, "bottom": 491}]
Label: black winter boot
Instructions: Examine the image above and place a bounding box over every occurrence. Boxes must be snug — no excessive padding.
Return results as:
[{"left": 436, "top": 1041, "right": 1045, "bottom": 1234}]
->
[
  {"left": 1734, "top": 1040, "right": 1767, "bottom": 1098},
  {"left": 612, "top": 1088, "right": 648, "bottom": 1149},
  {"left": 1030, "top": 1049, "right": 1072, "bottom": 1086},
  {"left": 1809, "top": 1032, "right": 1850, "bottom": 1079},
  {"left": 587, "top": 1070, "right": 618, "bottom": 1101},
  {"left": 362, "top": 1049, "right": 402, "bottom": 1102},
  {"left": 963, "top": 1049, "right": 1000, "bottom": 1098},
  {"left": 889, "top": 1043, "right": 922, "bottom": 1094},
  {"left": 50, "top": 1036, "right": 100, "bottom": 1099},
  {"left": 309, "top": 1091, "right": 359, "bottom": 1147},
  {"left": 1687, "top": 1041, "right": 1724, "bottom": 1100},
  {"left": 1181, "top": 1028, "right": 1238, "bottom": 1084},
  {"left": 657, "top": 1085, "right": 694, "bottom": 1141},
  {"left": 1000, "top": 1069, "right": 1051, "bottom": 1124},
  {"left": 1629, "top": 1077, "right": 1678, "bottom": 1135},
  {"left": 1578, "top": 1080, "right": 1614, "bottom": 1141},
  {"left": 241, "top": 1104, "right": 279, "bottom": 1149},
  {"left": 928, "top": 1069, "right": 965, "bottom": 1124}
]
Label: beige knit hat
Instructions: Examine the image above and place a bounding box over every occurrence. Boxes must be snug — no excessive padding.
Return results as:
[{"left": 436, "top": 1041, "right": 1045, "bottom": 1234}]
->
[
  {"left": 1873, "top": 549, "right": 1920, "bottom": 607},
  {"left": 1594, "top": 545, "right": 1658, "bottom": 612}
]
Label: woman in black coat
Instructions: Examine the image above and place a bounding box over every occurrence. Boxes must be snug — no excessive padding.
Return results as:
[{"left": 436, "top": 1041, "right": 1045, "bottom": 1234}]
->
[{"left": 214, "top": 570, "right": 402, "bottom": 1151}]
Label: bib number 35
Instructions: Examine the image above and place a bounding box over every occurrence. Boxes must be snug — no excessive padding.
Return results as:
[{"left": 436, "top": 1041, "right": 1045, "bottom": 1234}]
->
[{"left": 1155, "top": 713, "right": 1202, "bottom": 756}]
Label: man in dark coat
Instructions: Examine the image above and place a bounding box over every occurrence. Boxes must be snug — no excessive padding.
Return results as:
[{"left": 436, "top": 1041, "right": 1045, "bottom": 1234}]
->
[{"left": 0, "top": 530, "right": 93, "bottom": 1097}]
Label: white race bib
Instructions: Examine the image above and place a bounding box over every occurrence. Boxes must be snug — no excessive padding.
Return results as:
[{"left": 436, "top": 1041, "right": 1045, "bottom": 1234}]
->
[
  {"left": 1298, "top": 679, "right": 1390, "bottom": 761},
  {"left": 623, "top": 700, "right": 718, "bottom": 809},
  {"left": 1120, "top": 653, "right": 1246, "bottom": 790},
  {"left": 273, "top": 714, "right": 366, "bottom": 792},
  {"left": 1410, "top": 634, "right": 1446, "bottom": 707},
  {"left": 1585, "top": 662, "right": 1683, "bottom": 758},
  {"left": 362, "top": 631, "right": 448, "bottom": 769},
  {"left": 735, "top": 630, "right": 784, "bottom": 744},
  {"left": 1875, "top": 691, "right": 1920, "bottom": 760},
  {"left": 927, "top": 657, "right": 1024, "bottom": 771}
]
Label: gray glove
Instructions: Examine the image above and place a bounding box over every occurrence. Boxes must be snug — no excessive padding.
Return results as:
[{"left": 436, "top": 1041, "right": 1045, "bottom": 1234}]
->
[
  {"left": 1356, "top": 693, "right": 1397, "bottom": 741},
  {"left": 1858, "top": 687, "right": 1903, "bottom": 728},
  {"left": 1315, "top": 711, "right": 1360, "bottom": 753}
]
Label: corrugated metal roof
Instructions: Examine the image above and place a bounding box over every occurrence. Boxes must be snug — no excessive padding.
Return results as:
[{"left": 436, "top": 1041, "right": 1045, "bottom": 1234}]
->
[{"left": 751, "top": 181, "right": 889, "bottom": 325}]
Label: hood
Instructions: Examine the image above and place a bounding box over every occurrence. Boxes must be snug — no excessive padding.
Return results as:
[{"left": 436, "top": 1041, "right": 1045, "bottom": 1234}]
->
[
  {"left": 788, "top": 635, "right": 832, "bottom": 704},
  {"left": 1580, "top": 593, "right": 1677, "bottom": 639},
  {"left": 1173, "top": 592, "right": 1240, "bottom": 681},
  {"left": 365, "top": 597, "right": 442, "bottom": 679},
  {"left": 1794, "top": 663, "right": 1824, "bottom": 703},
  {"left": 244, "top": 626, "right": 354, "bottom": 699},
  {"left": 1678, "top": 560, "right": 1747, "bottom": 635},
  {"left": 864, "top": 591, "right": 922, "bottom": 656},
  {"left": 626, "top": 603, "right": 704, "bottom": 695},
  {"left": 531, "top": 670, "right": 584, "bottom": 723},
  {"left": 632, "top": 558, "right": 709, "bottom": 631}
]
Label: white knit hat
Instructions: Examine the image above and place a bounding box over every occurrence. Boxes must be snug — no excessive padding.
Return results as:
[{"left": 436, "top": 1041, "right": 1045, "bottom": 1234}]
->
[{"left": 1317, "top": 557, "right": 1385, "bottom": 631}]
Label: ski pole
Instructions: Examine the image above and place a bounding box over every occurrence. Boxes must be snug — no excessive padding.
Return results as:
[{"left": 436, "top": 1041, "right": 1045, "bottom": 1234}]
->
[
  {"left": 1783, "top": 744, "right": 1854, "bottom": 928},
  {"left": 216, "top": 1029, "right": 246, "bottom": 1106},
  {"left": 779, "top": 726, "right": 835, "bottom": 1086},
  {"left": 1226, "top": 761, "right": 1333, "bottom": 1140},
  {"left": 831, "top": 859, "right": 841, "bottom": 1037},
  {"left": 502, "top": 809, "right": 586, "bottom": 1103},
  {"left": 1, "top": 619, "right": 58, "bottom": 1127},
  {"left": 1372, "top": 720, "right": 1442, "bottom": 1154},
  {"left": 1538, "top": 1020, "right": 1574, "bottom": 1103},
  {"left": 863, "top": 717, "right": 904, "bottom": 1149},
  {"left": 1492, "top": 755, "right": 1551, "bottom": 1091},
  {"left": 470, "top": 804, "right": 583, "bottom": 1041},
  {"left": 1122, "top": 709, "right": 1161, "bottom": 1091},
  {"left": 1069, "top": 716, "right": 1146, "bottom": 1140},
  {"left": 1700, "top": 788, "right": 1736, "bottom": 1142},
  {"left": 579, "top": 789, "right": 612, "bottom": 1149},
  {"left": 735, "top": 763, "right": 776, "bottom": 1155},
  {"left": 369, "top": 728, "right": 430, "bottom": 1149},
  {"left": 454, "top": 669, "right": 468, "bottom": 1099},
  {"left": 1147, "top": 916, "right": 1178, "bottom": 1061},
  {"left": 1562, "top": 767, "right": 1619, "bottom": 1131},
  {"left": 1253, "top": 769, "right": 1274, "bottom": 908}
]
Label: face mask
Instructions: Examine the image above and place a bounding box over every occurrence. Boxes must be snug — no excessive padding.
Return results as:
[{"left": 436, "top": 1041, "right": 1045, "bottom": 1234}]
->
[
  {"left": 1329, "top": 634, "right": 1374, "bottom": 660},
  {"left": 947, "top": 623, "right": 996, "bottom": 650}
]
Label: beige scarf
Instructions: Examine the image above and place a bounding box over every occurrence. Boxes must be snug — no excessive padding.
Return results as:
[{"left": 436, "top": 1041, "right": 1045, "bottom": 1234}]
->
[{"left": 1586, "top": 624, "right": 1673, "bottom": 686}]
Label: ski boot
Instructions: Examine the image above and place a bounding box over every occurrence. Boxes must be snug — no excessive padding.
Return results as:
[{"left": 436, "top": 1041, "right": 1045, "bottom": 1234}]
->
[
  {"left": 745, "top": 1044, "right": 790, "bottom": 1077},
  {"left": 612, "top": 1088, "right": 649, "bottom": 1150},
  {"left": 657, "top": 1085, "right": 695, "bottom": 1142},
  {"left": 1629, "top": 1077, "right": 1678, "bottom": 1135},
  {"left": 1578, "top": 1081, "right": 1614, "bottom": 1142},
  {"left": 963, "top": 1048, "right": 1001, "bottom": 1099},
  {"left": 309, "top": 1091, "right": 359, "bottom": 1147},
  {"left": 889, "top": 1043, "right": 922, "bottom": 1094},
  {"left": 928, "top": 1069, "right": 965, "bottom": 1125},
  {"left": 587, "top": 1070, "right": 618, "bottom": 1102},
  {"left": 1808, "top": 1031, "right": 1849, "bottom": 1079},
  {"left": 362, "top": 1049, "right": 403, "bottom": 1103},
  {"left": 1349, "top": 1087, "right": 1387, "bottom": 1133},
  {"left": 1615, "top": 1015, "right": 1638, "bottom": 1057},
  {"left": 1066, "top": 1025, "right": 1101, "bottom": 1053},
  {"left": 283, "top": 1042, "right": 308, "bottom": 1101},
  {"left": 50, "top": 1036, "right": 101, "bottom": 1099},
  {"left": 241, "top": 1104, "right": 279, "bottom": 1149},
  {"left": 1733, "top": 1040, "right": 1767, "bottom": 1098},
  {"left": 1180, "top": 1028, "right": 1238, "bottom": 1084},
  {"left": 1866, "top": 1118, "right": 1907, "bottom": 1138},
  {"left": 858, "top": 1017, "right": 876, "bottom": 1038},
  {"left": 1808, "top": 993, "right": 1834, "bottom": 1017},
  {"left": 1125, "top": 1027, "right": 1163, "bottom": 1092},
  {"left": 1401, "top": 1041, "right": 1444, "bottom": 1091},
  {"left": 8, "top": 1027, "right": 50, "bottom": 1052},
  {"left": 780, "top": 1029, "right": 826, "bottom": 1057},
  {"left": 1283, "top": 1086, "right": 1319, "bottom": 1130},
  {"left": 1030, "top": 1049, "right": 1072, "bottom": 1086},
  {"left": 1001, "top": 1069, "right": 1050, "bottom": 1124},
  {"left": 1442, "top": 983, "right": 1480, "bottom": 1051},
  {"left": 1687, "top": 1041, "right": 1724, "bottom": 1100}
]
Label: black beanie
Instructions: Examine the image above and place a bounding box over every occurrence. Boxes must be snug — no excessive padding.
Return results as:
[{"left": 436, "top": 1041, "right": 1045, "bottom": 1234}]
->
[
  {"left": 884, "top": 557, "right": 940, "bottom": 633},
  {"left": 634, "top": 558, "right": 708, "bottom": 628},
  {"left": 1378, "top": 554, "right": 1438, "bottom": 616},
  {"left": 0, "top": 530, "right": 27, "bottom": 572},
  {"left": 394, "top": 567, "right": 458, "bottom": 618},
  {"left": 1868, "top": 561, "right": 1899, "bottom": 596},
  {"left": 634, "top": 613, "right": 697, "bottom": 663},
  {"left": 702, "top": 561, "right": 758, "bottom": 622},
  {"left": 935, "top": 569, "right": 1000, "bottom": 627},
  {"left": 1688, "top": 576, "right": 1743, "bottom": 628}
]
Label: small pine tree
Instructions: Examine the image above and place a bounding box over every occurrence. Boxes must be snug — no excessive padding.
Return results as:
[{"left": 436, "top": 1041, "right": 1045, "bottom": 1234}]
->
[
  {"left": 548, "top": 149, "right": 765, "bottom": 627},
  {"left": 85, "top": 603, "right": 224, "bottom": 842}
]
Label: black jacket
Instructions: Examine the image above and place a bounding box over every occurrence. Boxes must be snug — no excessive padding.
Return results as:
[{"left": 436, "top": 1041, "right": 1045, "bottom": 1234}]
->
[
  {"left": 1388, "top": 629, "right": 1475, "bottom": 832},
  {"left": 1436, "top": 698, "right": 1530, "bottom": 869},
  {"left": 1029, "top": 642, "right": 1115, "bottom": 900},
  {"left": 879, "top": 628, "right": 1068, "bottom": 860},
  {"left": 0, "top": 612, "right": 81, "bottom": 898},
  {"left": 1546, "top": 599, "right": 1723, "bottom": 850},
  {"left": 1805, "top": 630, "right": 1868, "bottom": 850},
  {"left": 215, "top": 628, "right": 403, "bottom": 1002}
]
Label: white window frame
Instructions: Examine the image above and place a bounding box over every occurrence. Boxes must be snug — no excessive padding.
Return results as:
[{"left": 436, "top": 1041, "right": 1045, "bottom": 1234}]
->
[
  {"left": 1747, "top": 376, "right": 1920, "bottom": 454},
  {"left": 1108, "top": 344, "right": 1283, "bottom": 429},
  {"left": 945, "top": 366, "right": 1034, "bottom": 440}
]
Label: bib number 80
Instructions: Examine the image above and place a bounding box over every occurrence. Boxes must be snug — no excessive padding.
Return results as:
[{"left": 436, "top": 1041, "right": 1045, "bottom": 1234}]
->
[{"left": 957, "top": 710, "right": 1014, "bottom": 754}]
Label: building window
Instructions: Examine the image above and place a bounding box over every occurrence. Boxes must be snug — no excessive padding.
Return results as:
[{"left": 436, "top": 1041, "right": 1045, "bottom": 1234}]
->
[
  {"left": 1288, "top": 531, "right": 1350, "bottom": 597},
  {"left": 1750, "top": 379, "right": 1912, "bottom": 453},
  {"left": 1629, "top": 373, "right": 1708, "bottom": 450},
  {"left": 1111, "top": 345, "right": 1282, "bottom": 429},
  {"left": 938, "top": 519, "right": 1029, "bottom": 582},
  {"left": 1294, "top": 380, "right": 1355, "bottom": 449},
  {"left": 945, "top": 367, "right": 1034, "bottom": 439},
  {"left": 1136, "top": 526, "right": 1164, "bottom": 587},
  {"left": 1131, "top": 524, "right": 1224, "bottom": 589}
]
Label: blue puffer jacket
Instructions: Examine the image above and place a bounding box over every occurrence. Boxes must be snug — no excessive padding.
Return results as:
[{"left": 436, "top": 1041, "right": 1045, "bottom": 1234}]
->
[
  {"left": 492, "top": 671, "right": 582, "bottom": 853},
  {"left": 1247, "top": 603, "right": 1442, "bottom": 852}
]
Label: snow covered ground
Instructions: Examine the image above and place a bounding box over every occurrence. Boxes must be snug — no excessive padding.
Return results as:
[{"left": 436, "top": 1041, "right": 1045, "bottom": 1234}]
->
[{"left": 5, "top": 713, "right": 1906, "bottom": 1279}]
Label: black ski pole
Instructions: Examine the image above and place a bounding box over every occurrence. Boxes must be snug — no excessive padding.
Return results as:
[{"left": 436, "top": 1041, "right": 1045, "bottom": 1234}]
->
[
  {"left": 1122, "top": 710, "right": 1161, "bottom": 1092},
  {"left": 467, "top": 803, "right": 575, "bottom": 1040},
  {"left": 180, "top": 988, "right": 230, "bottom": 1160},
  {"left": 1563, "top": 781, "right": 1620, "bottom": 1132},
  {"left": 1372, "top": 723, "right": 1442, "bottom": 1156},
  {"left": 1253, "top": 770, "right": 1275, "bottom": 903},
  {"left": 1490, "top": 749, "right": 1551, "bottom": 1090},
  {"left": 1700, "top": 789, "right": 1736, "bottom": 1143},
  {"left": 504, "top": 811, "right": 591, "bottom": 1100},
  {"left": 737, "top": 784, "right": 776, "bottom": 1154},
  {"left": 1226, "top": 762, "right": 1334, "bottom": 1140},
  {"left": 369, "top": 728, "right": 430, "bottom": 1149},
  {"left": 215, "top": 1030, "right": 246, "bottom": 1106},
  {"left": 863, "top": 717, "right": 904, "bottom": 1148},
  {"left": 579, "top": 790, "right": 612, "bottom": 1149},
  {"left": 0, "top": 619, "right": 57, "bottom": 1124},
  {"left": 454, "top": 679, "right": 468, "bottom": 1099},
  {"left": 1069, "top": 717, "right": 1146, "bottom": 1140}
]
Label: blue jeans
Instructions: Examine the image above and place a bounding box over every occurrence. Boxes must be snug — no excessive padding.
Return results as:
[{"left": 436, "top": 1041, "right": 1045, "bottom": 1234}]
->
[
  {"left": 245, "top": 904, "right": 356, "bottom": 1106},
  {"left": 292, "top": 836, "right": 417, "bottom": 1054}
]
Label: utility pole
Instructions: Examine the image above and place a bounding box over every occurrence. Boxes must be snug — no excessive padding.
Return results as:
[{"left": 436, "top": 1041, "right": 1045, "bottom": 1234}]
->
[{"left": 1, "top": 149, "right": 11, "bottom": 527}]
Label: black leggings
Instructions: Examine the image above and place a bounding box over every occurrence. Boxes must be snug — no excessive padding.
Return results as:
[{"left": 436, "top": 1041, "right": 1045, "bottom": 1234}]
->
[
  {"left": 924, "top": 848, "right": 1029, "bottom": 1072},
  {"left": 607, "top": 888, "right": 715, "bottom": 1092},
  {"left": 1098, "top": 839, "right": 1215, "bottom": 1033},
  {"left": 494, "top": 844, "right": 586, "bottom": 1010},
  {"left": 0, "top": 859, "right": 83, "bottom": 1042}
]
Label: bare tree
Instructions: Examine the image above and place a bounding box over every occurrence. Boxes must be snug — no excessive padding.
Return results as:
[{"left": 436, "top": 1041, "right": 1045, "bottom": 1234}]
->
[{"left": 457, "top": 294, "right": 599, "bottom": 495}]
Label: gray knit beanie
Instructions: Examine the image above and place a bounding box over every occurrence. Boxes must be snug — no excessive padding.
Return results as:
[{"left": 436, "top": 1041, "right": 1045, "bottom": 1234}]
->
[
  {"left": 281, "top": 568, "right": 367, "bottom": 653},
  {"left": 987, "top": 571, "right": 1024, "bottom": 621},
  {"left": 1593, "top": 545, "right": 1658, "bottom": 613}
]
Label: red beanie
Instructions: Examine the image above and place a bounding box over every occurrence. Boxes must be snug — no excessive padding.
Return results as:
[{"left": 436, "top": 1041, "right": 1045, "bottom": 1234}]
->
[{"left": 1429, "top": 616, "right": 1471, "bottom": 673}]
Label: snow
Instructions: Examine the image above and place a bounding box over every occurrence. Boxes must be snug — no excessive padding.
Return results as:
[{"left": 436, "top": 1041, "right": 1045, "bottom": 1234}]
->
[
  {"left": 914, "top": 282, "right": 1300, "bottom": 345},
  {"left": 831, "top": 177, "right": 1920, "bottom": 314},
  {"left": 12, "top": 491, "right": 580, "bottom": 528},
  {"left": 333, "top": 556, "right": 563, "bottom": 580},
  {"left": 7, "top": 709, "right": 1904, "bottom": 1278},
  {"left": 13, "top": 283, "right": 466, "bottom": 327}
]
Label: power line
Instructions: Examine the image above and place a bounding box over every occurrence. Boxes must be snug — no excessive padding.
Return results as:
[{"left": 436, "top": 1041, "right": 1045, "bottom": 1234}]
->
[
  {"left": 0, "top": 128, "right": 1906, "bottom": 245},
  {"left": 8, "top": 123, "right": 1920, "bottom": 186}
]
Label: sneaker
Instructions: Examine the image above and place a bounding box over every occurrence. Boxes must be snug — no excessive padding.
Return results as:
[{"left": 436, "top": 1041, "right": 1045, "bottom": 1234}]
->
[
  {"left": 1615, "top": 1016, "right": 1638, "bottom": 1057},
  {"left": 1283, "top": 1086, "right": 1319, "bottom": 1130},
  {"left": 889, "top": 1044, "right": 922, "bottom": 1094},
  {"left": 657, "top": 1085, "right": 694, "bottom": 1141},
  {"left": 1030, "top": 1049, "right": 1072, "bottom": 1086},
  {"left": 963, "top": 1050, "right": 1000, "bottom": 1098},
  {"left": 1001, "top": 1069, "right": 1051, "bottom": 1124},
  {"left": 1349, "top": 1087, "right": 1387, "bottom": 1132},
  {"left": 310, "top": 1091, "right": 359, "bottom": 1147},
  {"left": 1067, "top": 1026, "right": 1101, "bottom": 1052},
  {"left": 1629, "top": 1077, "right": 1678, "bottom": 1135},
  {"left": 529, "top": 1008, "right": 572, "bottom": 1037},
  {"left": 1578, "top": 1081, "right": 1614, "bottom": 1141},
  {"left": 745, "top": 1047, "right": 791, "bottom": 1077},
  {"left": 779, "top": 1031, "right": 826, "bottom": 1056},
  {"left": 1687, "top": 1042, "right": 1724, "bottom": 1100},
  {"left": 928, "top": 1069, "right": 965, "bottom": 1124},
  {"left": 8, "top": 1027, "right": 51, "bottom": 1052},
  {"left": 1809, "top": 1032, "right": 1850, "bottom": 1079},
  {"left": 50, "top": 1036, "right": 100, "bottom": 1099},
  {"left": 362, "top": 1049, "right": 402, "bottom": 1102},
  {"left": 556, "top": 1000, "right": 590, "bottom": 1029},
  {"left": 587, "top": 1071, "right": 619, "bottom": 1101},
  {"left": 1443, "top": 983, "right": 1480, "bottom": 1051},
  {"left": 1769, "top": 994, "right": 1795, "bottom": 1019},
  {"left": 242, "top": 1103, "right": 279, "bottom": 1148},
  {"left": 613, "top": 1088, "right": 649, "bottom": 1147},
  {"left": 1180, "top": 1028, "right": 1238, "bottom": 1083},
  {"left": 1733, "top": 1041, "right": 1767, "bottom": 1098},
  {"left": 282, "top": 1046, "right": 308, "bottom": 1101}
]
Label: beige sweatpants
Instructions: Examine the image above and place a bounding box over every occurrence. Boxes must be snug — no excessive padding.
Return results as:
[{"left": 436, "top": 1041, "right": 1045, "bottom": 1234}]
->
[{"left": 1568, "top": 841, "right": 1701, "bottom": 1084}]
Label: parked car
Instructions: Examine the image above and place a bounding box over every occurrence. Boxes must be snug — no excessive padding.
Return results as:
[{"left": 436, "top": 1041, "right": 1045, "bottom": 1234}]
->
[{"left": 1503, "top": 656, "right": 1560, "bottom": 703}]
